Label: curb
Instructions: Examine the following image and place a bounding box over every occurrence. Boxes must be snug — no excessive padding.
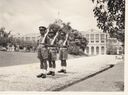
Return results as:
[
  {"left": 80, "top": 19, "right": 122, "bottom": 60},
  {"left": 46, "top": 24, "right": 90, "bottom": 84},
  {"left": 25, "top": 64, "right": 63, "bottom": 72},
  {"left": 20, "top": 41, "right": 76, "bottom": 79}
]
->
[{"left": 49, "top": 64, "right": 114, "bottom": 91}]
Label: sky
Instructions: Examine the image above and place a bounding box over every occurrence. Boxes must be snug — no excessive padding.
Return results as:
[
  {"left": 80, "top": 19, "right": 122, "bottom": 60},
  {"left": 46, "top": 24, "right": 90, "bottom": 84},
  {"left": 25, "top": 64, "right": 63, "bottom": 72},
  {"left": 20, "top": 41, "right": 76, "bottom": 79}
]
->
[{"left": 0, "top": 0, "right": 100, "bottom": 35}]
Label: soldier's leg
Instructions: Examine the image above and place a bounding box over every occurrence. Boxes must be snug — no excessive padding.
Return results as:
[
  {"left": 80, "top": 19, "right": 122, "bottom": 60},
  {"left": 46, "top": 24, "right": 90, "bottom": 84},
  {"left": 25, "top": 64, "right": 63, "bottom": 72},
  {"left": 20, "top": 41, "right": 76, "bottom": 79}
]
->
[
  {"left": 62, "top": 60, "right": 67, "bottom": 73},
  {"left": 52, "top": 60, "right": 56, "bottom": 68},
  {"left": 47, "top": 60, "right": 53, "bottom": 75},
  {"left": 48, "top": 60, "right": 52, "bottom": 68},
  {"left": 40, "top": 59, "right": 44, "bottom": 69},
  {"left": 43, "top": 59, "right": 47, "bottom": 70},
  {"left": 62, "top": 60, "right": 67, "bottom": 67},
  {"left": 51, "top": 50, "right": 57, "bottom": 76},
  {"left": 50, "top": 60, "right": 55, "bottom": 76},
  {"left": 58, "top": 60, "right": 67, "bottom": 73},
  {"left": 37, "top": 59, "right": 45, "bottom": 78},
  {"left": 47, "top": 52, "right": 53, "bottom": 75},
  {"left": 58, "top": 60, "right": 64, "bottom": 73},
  {"left": 39, "top": 59, "right": 47, "bottom": 78},
  {"left": 37, "top": 48, "right": 44, "bottom": 78},
  {"left": 39, "top": 47, "right": 48, "bottom": 78}
]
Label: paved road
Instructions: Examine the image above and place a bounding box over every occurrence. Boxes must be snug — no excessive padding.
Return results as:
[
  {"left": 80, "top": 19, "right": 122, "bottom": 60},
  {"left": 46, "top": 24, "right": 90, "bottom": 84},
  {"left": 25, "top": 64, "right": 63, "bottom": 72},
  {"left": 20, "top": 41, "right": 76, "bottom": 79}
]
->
[{"left": 62, "top": 61, "right": 124, "bottom": 91}]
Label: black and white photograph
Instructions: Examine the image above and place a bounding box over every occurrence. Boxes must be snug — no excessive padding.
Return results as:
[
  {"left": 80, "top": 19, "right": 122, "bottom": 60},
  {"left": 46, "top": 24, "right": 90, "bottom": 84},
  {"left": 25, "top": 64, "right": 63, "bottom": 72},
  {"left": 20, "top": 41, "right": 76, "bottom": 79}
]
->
[{"left": 0, "top": 0, "right": 125, "bottom": 93}]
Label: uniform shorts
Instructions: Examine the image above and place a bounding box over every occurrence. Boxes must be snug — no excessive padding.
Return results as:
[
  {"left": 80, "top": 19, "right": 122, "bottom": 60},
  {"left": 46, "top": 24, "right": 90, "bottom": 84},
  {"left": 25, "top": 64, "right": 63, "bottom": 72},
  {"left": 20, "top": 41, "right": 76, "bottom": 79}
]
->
[
  {"left": 37, "top": 45, "right": 48, "bottom": 60},
  {"left": 48, "top": 47, "right": 57, "bottom": 61},
  {"left": 59, "top": 48, "right": 68, "bottom": 60}
]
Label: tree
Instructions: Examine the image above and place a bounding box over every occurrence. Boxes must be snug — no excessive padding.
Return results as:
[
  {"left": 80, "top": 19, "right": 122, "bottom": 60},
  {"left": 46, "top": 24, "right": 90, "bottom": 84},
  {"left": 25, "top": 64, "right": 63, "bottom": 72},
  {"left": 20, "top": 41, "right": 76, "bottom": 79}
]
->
[
  {"left": 0, "top": 27, "right": 12, "bottom": 47},
  {"left": 48, "top": 20, "right": 88, "bottom": 55},
  {"left": 92, "top": 0, "right": 125, "bottom": 44}
]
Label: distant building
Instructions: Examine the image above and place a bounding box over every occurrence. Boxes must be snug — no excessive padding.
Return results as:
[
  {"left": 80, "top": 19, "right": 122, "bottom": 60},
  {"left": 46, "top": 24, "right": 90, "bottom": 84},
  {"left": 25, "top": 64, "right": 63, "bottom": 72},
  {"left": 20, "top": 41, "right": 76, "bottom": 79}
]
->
[
  {"left": 82, "top": 29, "right": 123, "bottom": 55},
  {"left": 13, "top": 33, "right": 40, "bottom": 42},
  {"left": 83, "top": 29, "right": 107, "bottom": 55},
  {"left": 107, "top": 37, "right": 123, "bottom": 55}
]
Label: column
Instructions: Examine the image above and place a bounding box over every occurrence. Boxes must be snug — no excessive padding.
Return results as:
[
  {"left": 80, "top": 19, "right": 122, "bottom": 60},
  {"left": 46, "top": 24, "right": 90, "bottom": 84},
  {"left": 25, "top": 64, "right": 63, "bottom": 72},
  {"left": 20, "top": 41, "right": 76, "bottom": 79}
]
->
[
  {"left": 94, "top": 46, "right": 97, "bottom": 55},
  {"left": 104, "top": 45, "right": 107, "bottom": 55},
  {"left": 99, "top": 46, "right": 101, "bottom": 55},
  {"left": 117, "top": 46, "right": 119, "bottom": 55},
  {"left": 89, "top": 46, "right": 91, "bottom": 55}
]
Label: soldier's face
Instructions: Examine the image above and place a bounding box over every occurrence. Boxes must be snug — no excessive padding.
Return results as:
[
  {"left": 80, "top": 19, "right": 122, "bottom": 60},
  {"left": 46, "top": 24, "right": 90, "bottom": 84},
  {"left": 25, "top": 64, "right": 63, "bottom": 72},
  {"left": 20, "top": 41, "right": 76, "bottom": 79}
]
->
[{"left": 39, "top": 29, "right": 46, "bottom": 35}]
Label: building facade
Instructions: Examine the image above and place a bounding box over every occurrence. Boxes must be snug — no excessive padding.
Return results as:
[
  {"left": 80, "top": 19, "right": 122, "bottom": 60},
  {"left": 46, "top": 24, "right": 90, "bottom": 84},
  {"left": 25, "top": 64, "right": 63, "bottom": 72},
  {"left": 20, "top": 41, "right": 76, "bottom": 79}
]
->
[
  {"left": 83, "top": 29, "right": 107, "bottom": 55},
  {"left": 106, "top": 38, "right": 123, "bottom": 55},
  {"left": 13, "top": 33, "right": 40, "bottom": 42}
]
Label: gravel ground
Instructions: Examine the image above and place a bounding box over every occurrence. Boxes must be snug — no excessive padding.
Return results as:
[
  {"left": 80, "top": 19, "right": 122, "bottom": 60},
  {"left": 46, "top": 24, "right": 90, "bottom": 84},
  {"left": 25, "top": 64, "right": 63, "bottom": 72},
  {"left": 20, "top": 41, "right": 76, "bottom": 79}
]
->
[{"left": 0, "top": 55, "right": 117, "bottom": 91}]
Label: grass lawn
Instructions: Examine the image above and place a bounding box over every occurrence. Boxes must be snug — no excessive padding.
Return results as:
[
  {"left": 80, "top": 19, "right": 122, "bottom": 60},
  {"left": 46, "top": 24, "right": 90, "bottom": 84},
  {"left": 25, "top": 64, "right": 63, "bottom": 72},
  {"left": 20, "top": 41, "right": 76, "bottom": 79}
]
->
[
  {"left": 0, "top": 51, "right": 39, "bottom": 67},
  {"left": 0, "top": 51, "right": 83, "bottom": 67}
]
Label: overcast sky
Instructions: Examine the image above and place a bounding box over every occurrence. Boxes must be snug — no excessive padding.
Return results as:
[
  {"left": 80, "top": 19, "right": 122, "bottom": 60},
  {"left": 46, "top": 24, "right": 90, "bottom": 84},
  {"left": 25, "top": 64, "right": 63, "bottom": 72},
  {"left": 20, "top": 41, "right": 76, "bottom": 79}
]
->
[{"left": 0, "top": 0, "right": 99, "bottom": 34}]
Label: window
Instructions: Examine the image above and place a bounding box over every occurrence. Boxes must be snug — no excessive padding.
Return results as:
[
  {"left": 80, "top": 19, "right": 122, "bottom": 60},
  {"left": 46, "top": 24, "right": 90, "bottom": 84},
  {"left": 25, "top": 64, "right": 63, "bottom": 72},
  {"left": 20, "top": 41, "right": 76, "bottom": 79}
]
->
[
  {"left": 86, "top": 46, "right": 89, "bottom": 54},
  {"left": 90, "top": 34, "right": 94, "bottom": 43},
  {"left": 95, "top": 34, "right": 99, "bottom": 43},
  {"left": 96, "top": 46, "right": 99, "bottom": 54},
  {"left": 101, "top": 46, "right": 105, "bottom": 54},
  {"left": 101, "top": 34, "right": 105, "bottom": 43},
  {"left": 26, "top": 37, "right": 30, "bottom": 41},
  {"left": 91, "top": 46, "right": 94, "bottom": 55}
]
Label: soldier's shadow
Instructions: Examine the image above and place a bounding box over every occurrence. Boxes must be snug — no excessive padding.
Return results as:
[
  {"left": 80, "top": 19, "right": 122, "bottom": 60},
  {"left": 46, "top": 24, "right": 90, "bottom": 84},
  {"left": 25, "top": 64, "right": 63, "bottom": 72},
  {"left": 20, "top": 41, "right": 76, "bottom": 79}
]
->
[{"left": 47, "top": 72, "right": 77, "bottom": 79}]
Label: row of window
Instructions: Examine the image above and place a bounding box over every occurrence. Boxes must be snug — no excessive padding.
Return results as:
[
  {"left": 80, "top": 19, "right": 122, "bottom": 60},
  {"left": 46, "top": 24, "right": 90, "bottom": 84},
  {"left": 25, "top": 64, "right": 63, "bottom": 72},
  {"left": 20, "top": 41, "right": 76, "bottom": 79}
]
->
[
  {"left": 86, "top": 34, "right": 106, "bottom": 43},
  {"left": 17, "top": 37, "right": 37, "bottom": 41}
]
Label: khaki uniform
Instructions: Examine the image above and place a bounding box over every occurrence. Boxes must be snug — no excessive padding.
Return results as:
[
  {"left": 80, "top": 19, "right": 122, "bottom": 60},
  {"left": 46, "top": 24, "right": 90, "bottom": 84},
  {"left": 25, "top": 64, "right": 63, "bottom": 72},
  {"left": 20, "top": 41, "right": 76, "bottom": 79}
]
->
[
  {"left": 47, "top": 37, "right": 57, "bottom": 61},
  {"left": 58, "top": 36, "right": 68, "bottom": 73},
  {"left": 59, "top": 39, "right": 68, "bottom": 60},
  {"left": 47, "top": 35, "right": 58, "bottom": 75},
  {"left": 37, "top": 36, "right": 48, "bottom": 69}
]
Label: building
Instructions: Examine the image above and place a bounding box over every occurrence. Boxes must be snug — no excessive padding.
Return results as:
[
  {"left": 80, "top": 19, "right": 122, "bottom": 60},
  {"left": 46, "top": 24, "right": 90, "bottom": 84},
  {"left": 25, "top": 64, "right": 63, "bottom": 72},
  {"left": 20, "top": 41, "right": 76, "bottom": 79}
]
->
[
  {"left": 83, "top": 29, "right": 107, "bottom": 55},
  {"left": 107, "top": 37, "right": 123, "bottom": 55},
  {"left": 13, "top": 33, "right": 40, "bottom": 42}
]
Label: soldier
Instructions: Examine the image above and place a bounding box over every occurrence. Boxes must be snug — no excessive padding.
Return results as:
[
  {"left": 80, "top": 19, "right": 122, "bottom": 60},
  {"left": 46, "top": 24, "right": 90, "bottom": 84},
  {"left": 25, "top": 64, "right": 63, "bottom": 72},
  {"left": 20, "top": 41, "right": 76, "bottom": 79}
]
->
[
  {"left": 37, "top": 26, "right": 48, "bottom": 78},
  {"left": 47, "top": 30, "right": 58, "bottom": 76},
  {"left": 58, "top": 31, "right": 69, "bottom": 73}
]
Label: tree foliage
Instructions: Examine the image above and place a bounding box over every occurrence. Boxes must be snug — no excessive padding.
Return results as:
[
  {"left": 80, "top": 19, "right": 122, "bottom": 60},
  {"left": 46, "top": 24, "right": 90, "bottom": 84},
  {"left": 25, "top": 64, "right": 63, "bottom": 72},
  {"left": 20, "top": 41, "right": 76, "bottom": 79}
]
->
[
  {"left": 92, "top": 0, "right": 125, "bottom": 43},
  {"left": 49, "top": 19, "right": 88, "bottom": 55},
  {"left": 0, "top": 27, "right": 12, "bottom": 47}
]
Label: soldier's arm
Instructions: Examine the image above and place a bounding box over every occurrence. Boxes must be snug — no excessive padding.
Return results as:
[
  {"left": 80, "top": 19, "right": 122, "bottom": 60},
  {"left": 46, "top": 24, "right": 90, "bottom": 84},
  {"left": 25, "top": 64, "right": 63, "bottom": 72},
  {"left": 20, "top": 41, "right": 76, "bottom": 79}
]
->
[
  {"left": 66, "top": 40, "right": 69, "bottom": 48},
  {"left": 45, "top": 36, "right": 49, "bottom": 47},
  {"left": 37, "top": 39, "right": 39, "bottom": 45}
]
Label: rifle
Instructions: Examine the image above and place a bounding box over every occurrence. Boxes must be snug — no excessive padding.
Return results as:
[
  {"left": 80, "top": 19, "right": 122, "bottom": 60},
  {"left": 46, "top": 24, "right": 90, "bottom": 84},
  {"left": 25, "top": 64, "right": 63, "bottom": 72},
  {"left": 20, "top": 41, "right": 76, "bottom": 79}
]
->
[
  {"left": 63, "top": 33, "right": 69, "bottom": 46},
  {"left": 63, "top": 28, "right": 72, "bottom": 46},
  {"left": 51, "top": 32, "right": 59, "bottom": 45}
]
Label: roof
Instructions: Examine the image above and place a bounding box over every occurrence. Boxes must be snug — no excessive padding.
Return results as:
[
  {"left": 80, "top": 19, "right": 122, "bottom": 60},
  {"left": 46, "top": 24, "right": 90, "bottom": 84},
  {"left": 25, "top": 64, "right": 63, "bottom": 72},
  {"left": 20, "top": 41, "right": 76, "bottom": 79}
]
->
[
  {"left": 80, "top": 29, "right": 106, "bottom": 36},
  {"left": 23, "top": 33, "right": 40, "bottom": 37}
]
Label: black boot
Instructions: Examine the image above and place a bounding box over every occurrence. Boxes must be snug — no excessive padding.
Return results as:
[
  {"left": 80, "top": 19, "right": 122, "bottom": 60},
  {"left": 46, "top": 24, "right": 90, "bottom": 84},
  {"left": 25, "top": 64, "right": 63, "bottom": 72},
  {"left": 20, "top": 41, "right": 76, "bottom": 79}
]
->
[
  {"left": 58, "top": 69, "right": 66, "bottom": 74},
  {"left": 47, "top": 71, "right": 53, "bottom": 75},
  {"left": 41, "top": 74, "right": 46, "bottom": 78},
  {"left": 63, "top": 69, "right": 67, "bottom": 74},
  {"left": 37, "top": 73, "right": 43, "bottom": 78},
  {"left": 58, "top": 69, "right": 64, "bottom": 73},
  {"left": 52, "top": 71, "right": 55, "bottom": 76}
]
